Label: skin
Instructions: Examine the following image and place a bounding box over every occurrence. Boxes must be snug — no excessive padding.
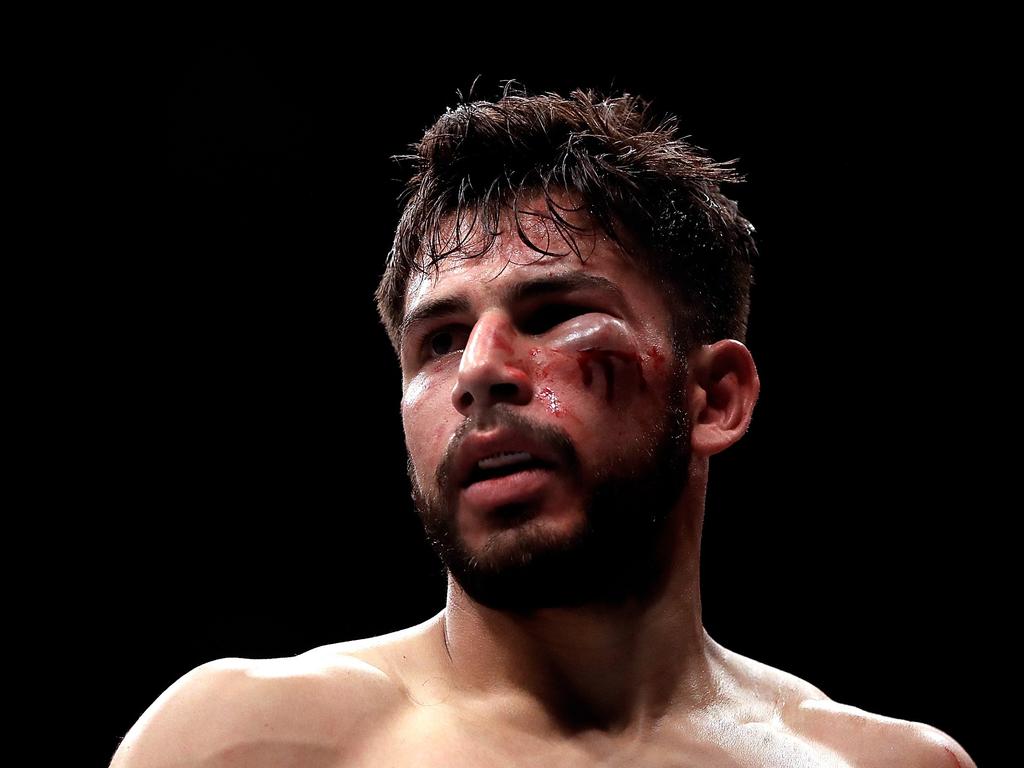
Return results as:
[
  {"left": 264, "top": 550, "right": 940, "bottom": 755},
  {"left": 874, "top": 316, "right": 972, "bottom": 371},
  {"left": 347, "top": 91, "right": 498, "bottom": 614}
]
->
[
  {"left": 110, "top": 193, "right": 978, "bottom": 768},
  {"left": 397, "top": 198, "right": 731, "bottom": 741}
]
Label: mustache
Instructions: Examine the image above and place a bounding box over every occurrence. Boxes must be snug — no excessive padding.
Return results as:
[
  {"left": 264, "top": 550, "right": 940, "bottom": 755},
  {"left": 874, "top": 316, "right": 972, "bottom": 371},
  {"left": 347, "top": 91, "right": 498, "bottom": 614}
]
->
[{"left": 436, "top": 406, "right": 579, "bottom": 497}]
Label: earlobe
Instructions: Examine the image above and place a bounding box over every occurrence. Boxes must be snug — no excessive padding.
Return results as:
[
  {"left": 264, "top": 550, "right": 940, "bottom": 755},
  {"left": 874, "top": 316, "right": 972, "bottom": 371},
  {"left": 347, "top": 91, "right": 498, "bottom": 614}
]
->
[{"left": 687, "top": 340, "right": 760, "bottom": 457}]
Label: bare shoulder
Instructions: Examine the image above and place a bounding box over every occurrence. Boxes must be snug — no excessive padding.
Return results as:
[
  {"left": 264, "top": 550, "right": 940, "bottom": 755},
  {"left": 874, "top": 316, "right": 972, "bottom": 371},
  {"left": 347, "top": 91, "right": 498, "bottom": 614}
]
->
[
  {"left": 297, "top": 611, "right": 445, "bottom": 689},
  {"left": 109, "top": 653, "right": 407, "bottom": 768},
  {"left": 796, "top": 697, "right": 978, "bottom": 768},
  {"left": 714, "top": 644, "right": 977, "bottom": 767}
]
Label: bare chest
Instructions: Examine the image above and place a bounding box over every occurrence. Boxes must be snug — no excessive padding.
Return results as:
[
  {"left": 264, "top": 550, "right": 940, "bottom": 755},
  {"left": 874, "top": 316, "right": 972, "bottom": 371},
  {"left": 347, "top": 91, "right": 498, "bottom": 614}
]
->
[{"left": 344, "top": 708, "right": 857, "bottom": 768}]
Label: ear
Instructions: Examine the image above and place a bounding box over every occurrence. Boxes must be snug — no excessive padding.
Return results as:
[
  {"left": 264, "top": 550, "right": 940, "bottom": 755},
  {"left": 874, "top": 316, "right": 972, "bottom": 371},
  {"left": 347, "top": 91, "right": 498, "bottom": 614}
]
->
[{"left": 686, "top": 340, "right": 760, "bottom": 458}]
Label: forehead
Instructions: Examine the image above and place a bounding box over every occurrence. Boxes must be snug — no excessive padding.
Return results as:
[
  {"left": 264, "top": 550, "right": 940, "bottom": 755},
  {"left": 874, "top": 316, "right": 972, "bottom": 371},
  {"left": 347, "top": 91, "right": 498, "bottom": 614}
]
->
[{"left": 404, "top": 194, "right": 650, "bottom": 315}]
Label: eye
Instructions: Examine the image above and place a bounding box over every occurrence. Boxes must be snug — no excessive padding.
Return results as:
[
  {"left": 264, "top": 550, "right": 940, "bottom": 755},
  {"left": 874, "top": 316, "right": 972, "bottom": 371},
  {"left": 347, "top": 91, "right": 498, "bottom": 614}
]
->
[
  {"left": 521, "top": 304, "right": 588, "bottom": 334},
  {"left": 423, "top": 326, "right": 468, "bottom": 360},
  {"left": 419, "top": 304, "right": 591, "bottom": 363}
]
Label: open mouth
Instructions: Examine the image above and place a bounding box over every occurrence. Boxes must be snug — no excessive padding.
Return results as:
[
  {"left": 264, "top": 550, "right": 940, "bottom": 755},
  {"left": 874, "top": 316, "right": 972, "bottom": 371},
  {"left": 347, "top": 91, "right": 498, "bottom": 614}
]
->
[{"left": 464, "top": 453, "right": 555, "bottom": 488}]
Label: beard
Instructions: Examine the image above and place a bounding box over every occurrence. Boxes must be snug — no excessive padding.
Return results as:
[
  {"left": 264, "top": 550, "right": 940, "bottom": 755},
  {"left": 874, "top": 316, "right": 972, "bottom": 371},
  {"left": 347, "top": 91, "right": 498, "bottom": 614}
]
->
[{"left": 408, "top": 353, "right": 692, "bottom": 617}]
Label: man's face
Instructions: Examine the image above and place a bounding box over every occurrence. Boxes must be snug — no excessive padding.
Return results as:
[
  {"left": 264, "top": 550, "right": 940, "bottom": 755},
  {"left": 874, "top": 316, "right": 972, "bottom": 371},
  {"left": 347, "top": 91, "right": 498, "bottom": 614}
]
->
[{"left": 399, "top": 199, "right": 693, "bottom": 615}]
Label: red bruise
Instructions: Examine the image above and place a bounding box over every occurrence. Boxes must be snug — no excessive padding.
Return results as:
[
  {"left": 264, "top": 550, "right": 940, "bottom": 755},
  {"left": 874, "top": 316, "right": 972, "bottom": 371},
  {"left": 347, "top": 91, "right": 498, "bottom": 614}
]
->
[
  {"left": 529, "top": 347, "right": 563, "bottom": 380},
  {"left": 491, "top": 335, "right": 514, "bottom": 354},
  {"left": 646, "top": 345, "right": 665, "bottom": 370}
]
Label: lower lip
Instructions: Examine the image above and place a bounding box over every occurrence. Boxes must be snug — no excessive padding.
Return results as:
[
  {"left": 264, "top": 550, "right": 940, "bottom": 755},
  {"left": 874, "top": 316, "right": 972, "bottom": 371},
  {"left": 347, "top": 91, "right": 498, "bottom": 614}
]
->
[{"left": 461, "top": 466, "right": 556, "bottom": 510}]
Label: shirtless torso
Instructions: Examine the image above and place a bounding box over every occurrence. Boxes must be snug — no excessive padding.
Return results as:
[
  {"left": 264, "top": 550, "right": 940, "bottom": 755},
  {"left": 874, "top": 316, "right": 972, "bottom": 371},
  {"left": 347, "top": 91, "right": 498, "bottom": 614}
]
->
[{"left": 110, "top": 611, "right": 975, "bottom": 768}]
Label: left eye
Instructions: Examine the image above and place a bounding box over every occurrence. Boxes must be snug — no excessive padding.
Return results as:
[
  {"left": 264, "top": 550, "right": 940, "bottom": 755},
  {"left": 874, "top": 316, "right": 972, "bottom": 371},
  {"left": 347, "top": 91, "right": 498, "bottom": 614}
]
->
[{"left": 521, "top": 304, "right": 587, "bottom": 334}]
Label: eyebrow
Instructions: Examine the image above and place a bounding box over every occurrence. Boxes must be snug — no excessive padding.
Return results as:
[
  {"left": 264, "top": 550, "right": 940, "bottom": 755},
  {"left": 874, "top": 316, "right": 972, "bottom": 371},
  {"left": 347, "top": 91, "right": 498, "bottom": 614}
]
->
[{"left": 399, "top": 272, "right": 625, "bottom": 352}]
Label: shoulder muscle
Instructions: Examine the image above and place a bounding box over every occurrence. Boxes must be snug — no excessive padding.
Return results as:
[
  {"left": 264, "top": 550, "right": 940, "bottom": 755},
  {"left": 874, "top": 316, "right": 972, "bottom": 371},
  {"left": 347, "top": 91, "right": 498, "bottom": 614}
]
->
[
  {"left": 109, "top": 654, "right": 404, "bottom": 768},
  {"left": 901, "top": 721, "right": 978, "bottom": 768},
  {"left": 109, "top": 657, "right": 248, "bottom": 768},
  {"left": 796, "top": 699, "right": 976, "bottom": 768}
]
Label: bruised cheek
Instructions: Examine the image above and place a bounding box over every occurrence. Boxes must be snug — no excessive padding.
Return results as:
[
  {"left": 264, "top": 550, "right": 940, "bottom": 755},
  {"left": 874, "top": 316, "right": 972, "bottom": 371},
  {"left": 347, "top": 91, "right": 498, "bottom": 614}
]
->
[{"left": 529, "top": 315, "right": 666, "bottom": 415}]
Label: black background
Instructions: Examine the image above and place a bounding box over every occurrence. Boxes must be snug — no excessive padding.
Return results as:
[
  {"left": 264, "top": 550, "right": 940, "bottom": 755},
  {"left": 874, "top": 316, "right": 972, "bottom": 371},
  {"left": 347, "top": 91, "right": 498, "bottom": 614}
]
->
[{"left": 89, "top": 28, "right": 994, "bottom": 766}]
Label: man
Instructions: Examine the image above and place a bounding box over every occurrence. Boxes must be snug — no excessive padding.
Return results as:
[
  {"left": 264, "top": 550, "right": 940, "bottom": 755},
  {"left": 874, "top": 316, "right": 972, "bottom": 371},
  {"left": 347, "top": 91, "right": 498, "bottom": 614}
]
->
[{"left": 111, "top": 85, "right": 976, "bottom": 767}]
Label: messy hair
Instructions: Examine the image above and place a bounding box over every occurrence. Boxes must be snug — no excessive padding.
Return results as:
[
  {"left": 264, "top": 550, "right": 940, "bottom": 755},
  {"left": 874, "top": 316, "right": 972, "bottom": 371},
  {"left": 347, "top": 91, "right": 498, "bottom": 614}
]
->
[{"left": 374, "top": 80, "right": 759, "bottom": 360}]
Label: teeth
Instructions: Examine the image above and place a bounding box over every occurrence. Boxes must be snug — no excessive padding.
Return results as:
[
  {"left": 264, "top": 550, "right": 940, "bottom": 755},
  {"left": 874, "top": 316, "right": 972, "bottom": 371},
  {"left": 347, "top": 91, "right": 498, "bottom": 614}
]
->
[{"left": 478, "top": 451, "right": 533, "bottom": 469}]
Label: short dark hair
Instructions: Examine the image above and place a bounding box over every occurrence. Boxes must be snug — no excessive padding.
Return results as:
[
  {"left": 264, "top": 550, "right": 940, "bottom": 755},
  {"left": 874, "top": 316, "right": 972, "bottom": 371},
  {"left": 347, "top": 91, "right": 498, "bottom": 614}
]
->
[{"left": 374, "top": 81, "right": 759, "bottom": 360}]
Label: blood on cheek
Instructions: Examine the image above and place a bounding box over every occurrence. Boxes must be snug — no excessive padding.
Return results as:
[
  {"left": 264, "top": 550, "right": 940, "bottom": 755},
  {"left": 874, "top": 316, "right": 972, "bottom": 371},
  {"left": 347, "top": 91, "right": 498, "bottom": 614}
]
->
[
  {"left": 529, "top": 315, "right": 652, "bottom": 414},
  {"left": 404, "top": 315, "right": 663, "bottom": 419}
]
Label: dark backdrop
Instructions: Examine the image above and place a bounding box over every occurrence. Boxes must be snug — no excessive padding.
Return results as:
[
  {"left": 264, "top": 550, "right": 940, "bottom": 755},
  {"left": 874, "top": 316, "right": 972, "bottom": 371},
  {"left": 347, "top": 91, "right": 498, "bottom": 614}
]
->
[{"left": 90, "top": 31, "right": 991, "bottom": 766}]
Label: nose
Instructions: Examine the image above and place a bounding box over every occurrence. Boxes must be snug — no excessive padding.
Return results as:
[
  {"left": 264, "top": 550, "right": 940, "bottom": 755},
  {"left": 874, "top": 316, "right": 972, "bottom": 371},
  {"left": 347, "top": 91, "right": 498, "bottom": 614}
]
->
[{"left": 451, "top": 310, "right": 534, "bottom": 417}]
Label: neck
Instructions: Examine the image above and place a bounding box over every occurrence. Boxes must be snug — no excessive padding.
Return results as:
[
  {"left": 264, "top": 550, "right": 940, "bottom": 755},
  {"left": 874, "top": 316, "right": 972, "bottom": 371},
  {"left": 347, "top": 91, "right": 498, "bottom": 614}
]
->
[{"left": 435, "top": 462, "right": 723, "bottom": 742}]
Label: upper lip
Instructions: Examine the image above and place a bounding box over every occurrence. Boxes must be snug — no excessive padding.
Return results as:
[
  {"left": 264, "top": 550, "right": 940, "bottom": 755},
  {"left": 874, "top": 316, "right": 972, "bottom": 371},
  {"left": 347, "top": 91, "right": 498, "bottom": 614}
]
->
[{"left": 454, "top": 429, "right": 559, "bottom": 488}]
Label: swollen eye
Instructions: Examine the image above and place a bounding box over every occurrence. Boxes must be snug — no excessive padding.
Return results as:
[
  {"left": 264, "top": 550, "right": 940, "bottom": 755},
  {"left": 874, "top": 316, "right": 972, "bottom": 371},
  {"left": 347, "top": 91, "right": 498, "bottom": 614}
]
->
[
  {"left": 547, "top": 314, "right": 633, "bottom": 352},
  {"left": 522, "top": 305, "right": 585, "bottom": 334}
]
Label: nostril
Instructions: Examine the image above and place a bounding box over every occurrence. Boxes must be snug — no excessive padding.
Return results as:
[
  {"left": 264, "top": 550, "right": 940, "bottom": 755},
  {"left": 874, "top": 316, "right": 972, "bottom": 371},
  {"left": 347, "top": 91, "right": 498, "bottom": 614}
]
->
[{"left": 490, "top": 382, "right": 519, "bottom": 400}]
